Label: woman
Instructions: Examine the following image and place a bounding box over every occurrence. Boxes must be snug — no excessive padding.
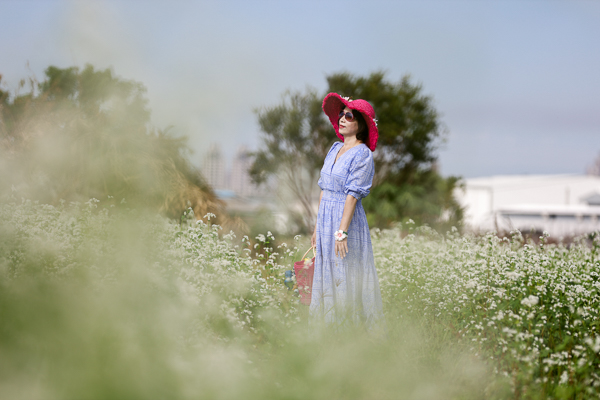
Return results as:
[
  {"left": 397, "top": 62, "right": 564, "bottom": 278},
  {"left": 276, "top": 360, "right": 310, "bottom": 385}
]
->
[{"left": 309, "top": 93, "right": 385, "bottom": 331}]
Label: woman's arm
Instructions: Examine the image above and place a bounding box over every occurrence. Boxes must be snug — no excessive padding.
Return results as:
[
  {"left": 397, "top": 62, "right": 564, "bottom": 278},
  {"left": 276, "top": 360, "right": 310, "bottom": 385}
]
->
[
  {"left": 311, "top": 190, "right": 324, "bottom": 248},
  {"left": 335, "top": 194, "right": 358, "bottom": 259}
]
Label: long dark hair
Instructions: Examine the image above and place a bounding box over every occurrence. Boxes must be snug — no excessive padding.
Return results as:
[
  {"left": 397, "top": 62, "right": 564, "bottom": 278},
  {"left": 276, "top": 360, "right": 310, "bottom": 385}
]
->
[{"left": 353, "top": 110, "right": 369, "bottom": 144}]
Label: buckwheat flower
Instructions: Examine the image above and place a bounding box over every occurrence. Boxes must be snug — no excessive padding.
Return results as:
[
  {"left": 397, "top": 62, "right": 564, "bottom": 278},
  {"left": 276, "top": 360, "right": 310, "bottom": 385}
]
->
[
  {"left": 521, "top": 295, "right": 539, "bottom": 307},
  {"left": 585, "top": 337, "right": 600, "bottom": 352},
  {"left": 502, "top": 327, "right": 517, "bottom": 336},
  {"left": 506, "top": 271, "right": 521, "bottom": 280},
  {"left": 559, "top": 370, "right": 569, "bottom": 385}
]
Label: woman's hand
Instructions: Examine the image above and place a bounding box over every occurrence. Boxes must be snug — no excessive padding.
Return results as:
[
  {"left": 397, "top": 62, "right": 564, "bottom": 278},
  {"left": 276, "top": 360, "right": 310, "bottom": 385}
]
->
[
  {"left": 311, "top": 229, "right": 317, "bottom": 248},
  {"left": 335, "top": 238, "right": 348, "bottom": 259}
]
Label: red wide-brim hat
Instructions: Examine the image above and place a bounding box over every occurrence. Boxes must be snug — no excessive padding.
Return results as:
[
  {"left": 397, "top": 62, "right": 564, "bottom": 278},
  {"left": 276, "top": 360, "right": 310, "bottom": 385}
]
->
[{"left": 322, "top": 92, "right": 379, "bottom": 151}]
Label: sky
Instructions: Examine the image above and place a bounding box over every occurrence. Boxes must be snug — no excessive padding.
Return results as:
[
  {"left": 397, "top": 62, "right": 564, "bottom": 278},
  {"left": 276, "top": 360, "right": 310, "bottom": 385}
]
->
[{"left": 1, "top": 0, "right": 599, "bottom": 178}]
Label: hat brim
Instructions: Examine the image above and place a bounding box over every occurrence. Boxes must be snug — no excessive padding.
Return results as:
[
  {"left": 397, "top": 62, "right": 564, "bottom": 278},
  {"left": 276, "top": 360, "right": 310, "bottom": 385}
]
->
[{"left": 322, "top": 93, "right": 379, "bottom": 151}]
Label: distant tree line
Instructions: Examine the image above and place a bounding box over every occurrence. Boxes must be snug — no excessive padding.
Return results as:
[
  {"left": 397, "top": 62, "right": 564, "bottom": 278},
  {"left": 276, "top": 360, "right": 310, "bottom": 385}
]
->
[
  {"left": 0, "top": 65, "right": 227, "bottom": 223},
  {"left": 250, "top": 71, "right": 463, "bottom": 231}
]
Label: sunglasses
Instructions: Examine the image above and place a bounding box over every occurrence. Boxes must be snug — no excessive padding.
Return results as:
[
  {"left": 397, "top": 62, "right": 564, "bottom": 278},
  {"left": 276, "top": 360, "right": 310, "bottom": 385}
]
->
[{"left": 338, "top": 110, "right": 355, "bottom": 122}]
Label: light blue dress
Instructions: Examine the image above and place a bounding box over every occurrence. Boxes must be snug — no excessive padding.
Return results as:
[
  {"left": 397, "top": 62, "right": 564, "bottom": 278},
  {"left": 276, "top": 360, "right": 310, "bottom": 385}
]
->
[{"left": 309, "top": 142, "right": 385, "bottom": 330}]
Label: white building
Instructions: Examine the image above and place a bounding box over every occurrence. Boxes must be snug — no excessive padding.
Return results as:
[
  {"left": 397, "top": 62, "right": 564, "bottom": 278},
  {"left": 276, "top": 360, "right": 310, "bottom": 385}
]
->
[
  {"left": 230, "top": 145, "right": 262, "bottom": 197},
  {"left": 456, "top": 174, "right": 600, "bottom": 237},
  {"left": 201, "top": 143, "right": 227, "bottom": 190}
]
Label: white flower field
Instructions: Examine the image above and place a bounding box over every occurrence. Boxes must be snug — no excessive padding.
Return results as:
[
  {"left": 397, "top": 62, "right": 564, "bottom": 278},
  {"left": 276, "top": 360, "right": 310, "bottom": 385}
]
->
[
  {"left": 1, "top": 199, "right": 599, "bottom": 399},
  {"left": 375, "top": 225, "right": 600, "bottom": 398}
]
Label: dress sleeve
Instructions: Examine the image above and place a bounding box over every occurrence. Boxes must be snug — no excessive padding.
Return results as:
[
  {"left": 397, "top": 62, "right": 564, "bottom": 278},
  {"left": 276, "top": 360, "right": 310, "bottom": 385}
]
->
[{"left": 344, "top": 146, "right": 375, "bottom": 200}]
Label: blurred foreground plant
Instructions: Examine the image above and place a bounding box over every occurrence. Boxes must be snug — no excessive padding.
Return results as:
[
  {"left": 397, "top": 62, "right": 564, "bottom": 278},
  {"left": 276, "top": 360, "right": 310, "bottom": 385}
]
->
[
  {"left": 0, "top": 199, "right": 503, "bottom": 400},
  {"left": 0, "top": 65, "right": 230, "bottom": 225}
]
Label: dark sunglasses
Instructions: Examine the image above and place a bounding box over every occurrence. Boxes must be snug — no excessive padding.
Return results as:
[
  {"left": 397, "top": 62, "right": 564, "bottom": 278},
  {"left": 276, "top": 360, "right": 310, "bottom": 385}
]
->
[{"left": 338, "top": 110, "right": 355, "bottom": 122}]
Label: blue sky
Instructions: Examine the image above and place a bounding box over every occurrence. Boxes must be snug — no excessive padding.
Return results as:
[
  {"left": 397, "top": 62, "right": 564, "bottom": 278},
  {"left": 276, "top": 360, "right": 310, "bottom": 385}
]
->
[{"left": 2, "top": 0, "right": 599, "bottom": 178}]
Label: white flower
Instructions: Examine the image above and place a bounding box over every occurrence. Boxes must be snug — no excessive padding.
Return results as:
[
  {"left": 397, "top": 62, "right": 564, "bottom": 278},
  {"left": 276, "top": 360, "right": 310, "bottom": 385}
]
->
[
  {"left": 373, "top": 118, "right": 378, "bottom": 127},
  {"left": 559, "top": 370, "right": 569, "bottom": 385},
  {"left": 465, "top": 279, "right": 477, "bottom": 289},
  {"left": 521, "top": 295, "right": 539, "bottom": 307},
  {"left": 502, "top": 327, "right": 517, "bottom": 337},
  {"left": 584, "top": 336, "right": 600, "bottom": 353},
  {"left": 506, "top": 271, "right": 521, "bottom": 280}
]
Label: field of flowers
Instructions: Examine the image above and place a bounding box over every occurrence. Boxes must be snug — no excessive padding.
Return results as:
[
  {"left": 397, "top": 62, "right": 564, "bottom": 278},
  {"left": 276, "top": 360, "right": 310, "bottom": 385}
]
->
[
  {"left": 375, "top": 225, "right": 600, "bottom": 399},
  {"left": 1, "top": 198, "right": 599, "bottom": 399}
]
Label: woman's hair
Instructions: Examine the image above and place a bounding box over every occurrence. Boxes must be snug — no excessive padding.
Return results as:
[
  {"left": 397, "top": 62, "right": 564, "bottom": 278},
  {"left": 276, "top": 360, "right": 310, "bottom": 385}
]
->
[{"left": 353, "top": 110, "right": 369, "bottom": 143}]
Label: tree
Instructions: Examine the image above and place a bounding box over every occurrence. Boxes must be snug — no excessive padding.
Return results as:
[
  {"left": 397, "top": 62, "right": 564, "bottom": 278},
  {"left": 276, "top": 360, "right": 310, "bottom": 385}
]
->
[
  {"left": 0, "top": 65, "right": 226, "bottom": 223},
  {"left": 250, "top": 71, "right": 463, "bottom": 231},
  {"left": 250, "top": 88, "right": 331, "bottom": 230}
]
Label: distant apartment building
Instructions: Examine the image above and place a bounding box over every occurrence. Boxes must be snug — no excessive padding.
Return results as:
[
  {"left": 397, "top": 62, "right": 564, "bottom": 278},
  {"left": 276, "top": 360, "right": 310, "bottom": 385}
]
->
[
  {"left": 230, "top": 146, "right": 260, "bottom": 197},
  {"left": 456, "top": 174, "right": 600, "bottom": 237},
  {"left": 201, "top": 143, "right": 227, "bottom": 190},
  {"left": 201, "top": 143, "right": 266, "bottom": 197}
]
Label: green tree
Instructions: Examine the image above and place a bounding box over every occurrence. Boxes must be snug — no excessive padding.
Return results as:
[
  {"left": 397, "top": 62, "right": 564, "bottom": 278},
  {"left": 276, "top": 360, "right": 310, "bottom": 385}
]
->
[
  {"left": 0, "top": 65, "right": 225, "bottom": 222},
  {"left": 250, "top": 71, "right": 463, "bottom": 231},
  {"left": 250, "top": 88, "right": 329, "bottom": 230}
]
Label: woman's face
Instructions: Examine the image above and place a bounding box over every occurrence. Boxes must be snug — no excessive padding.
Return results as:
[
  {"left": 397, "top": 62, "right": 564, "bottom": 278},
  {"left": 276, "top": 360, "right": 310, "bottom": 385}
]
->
[{"left": 338, "top": 107, "right": 359, "bottom": 138}]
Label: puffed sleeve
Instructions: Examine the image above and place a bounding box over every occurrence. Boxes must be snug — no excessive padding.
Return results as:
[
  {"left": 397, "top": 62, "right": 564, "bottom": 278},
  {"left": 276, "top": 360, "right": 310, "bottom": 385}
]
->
[{"left": 344, "top": 146, "right": 375, "bottom": 200}]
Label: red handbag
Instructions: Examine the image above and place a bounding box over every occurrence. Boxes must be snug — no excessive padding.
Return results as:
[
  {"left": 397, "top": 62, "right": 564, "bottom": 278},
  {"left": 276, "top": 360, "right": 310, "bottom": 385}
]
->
[{"left": 293, "top": 246, "right": 315, "bottom": 305}]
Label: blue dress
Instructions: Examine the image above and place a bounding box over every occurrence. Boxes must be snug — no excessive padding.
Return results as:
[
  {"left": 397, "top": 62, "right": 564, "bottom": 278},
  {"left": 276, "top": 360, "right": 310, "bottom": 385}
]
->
[{"left": 309, "top": 142, "right": 385, "bottom": 330}]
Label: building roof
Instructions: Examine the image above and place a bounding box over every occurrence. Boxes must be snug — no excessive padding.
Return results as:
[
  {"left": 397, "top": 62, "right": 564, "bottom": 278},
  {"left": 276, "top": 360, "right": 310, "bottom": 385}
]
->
[{"left": 498, "top": 203, "right": 600, "bottom": 216}]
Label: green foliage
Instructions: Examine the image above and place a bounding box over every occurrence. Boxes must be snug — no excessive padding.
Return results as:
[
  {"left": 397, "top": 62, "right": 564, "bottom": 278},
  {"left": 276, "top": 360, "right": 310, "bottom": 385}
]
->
[
  {"left": 250, "top": 71, "right": 463, "bottom": 231},
  {"left": 0, "top": 65, "right": 223, "bottom": 221},
  {"left": 250, "top": 88, "right": 330, "bottom": 183},
  {"left": 363, "top": 169, "right": 464, "bottom": 230},
  {"left": 0, "top": 199, "right": 293, "bottom": 399}
]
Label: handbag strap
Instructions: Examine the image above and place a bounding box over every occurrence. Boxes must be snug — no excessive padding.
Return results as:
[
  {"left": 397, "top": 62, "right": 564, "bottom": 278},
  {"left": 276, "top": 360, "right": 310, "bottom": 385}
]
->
[{"left": 300, "top": 246, "right": 316, "bottom": 260}]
